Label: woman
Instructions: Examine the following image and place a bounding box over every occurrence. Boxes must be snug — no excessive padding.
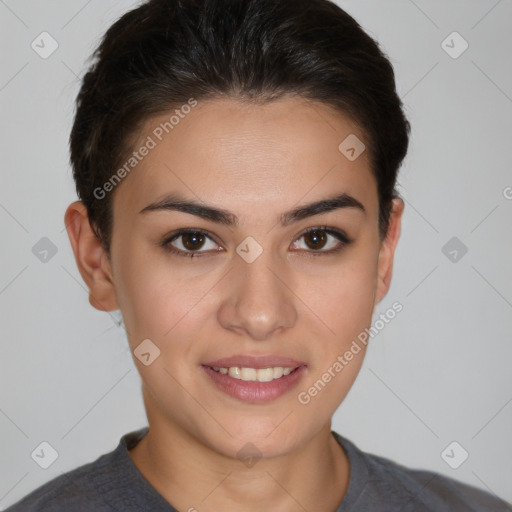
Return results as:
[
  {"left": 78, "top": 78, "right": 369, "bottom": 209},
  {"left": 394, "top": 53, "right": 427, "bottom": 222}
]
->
[{"left": 6, "top": 0, "right": 510, "bottom": 510}]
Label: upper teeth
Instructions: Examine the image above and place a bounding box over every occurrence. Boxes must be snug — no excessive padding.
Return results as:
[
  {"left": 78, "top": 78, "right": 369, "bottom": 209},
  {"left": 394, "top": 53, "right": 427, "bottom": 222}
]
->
[{"left": 212, "top": 366, "right": 295, "bottom": 382}]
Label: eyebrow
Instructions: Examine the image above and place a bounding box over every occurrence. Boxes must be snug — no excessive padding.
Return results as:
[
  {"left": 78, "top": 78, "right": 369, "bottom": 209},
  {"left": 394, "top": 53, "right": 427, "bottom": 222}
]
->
[{"left": 139, "top": 192, "right": 366, "bottom": 227}]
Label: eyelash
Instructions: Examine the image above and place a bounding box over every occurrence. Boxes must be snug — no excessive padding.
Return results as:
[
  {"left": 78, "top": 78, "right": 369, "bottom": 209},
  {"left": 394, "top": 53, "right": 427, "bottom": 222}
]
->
[{"left": 160, "top": 226, "right": 353, "bottom": 259}]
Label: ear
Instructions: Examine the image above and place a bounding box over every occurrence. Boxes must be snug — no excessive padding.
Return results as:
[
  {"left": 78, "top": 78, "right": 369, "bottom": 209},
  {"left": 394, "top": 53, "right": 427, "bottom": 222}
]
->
[
  {"left": 374, "top": 198, "right": 404, "bottom": 306},
  {"left": 64, "top": 201, "right": 119, "bottom": 312}
]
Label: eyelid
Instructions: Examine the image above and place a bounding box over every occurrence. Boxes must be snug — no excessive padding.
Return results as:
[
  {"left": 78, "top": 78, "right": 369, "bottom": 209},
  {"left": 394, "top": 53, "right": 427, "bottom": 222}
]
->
[
  {"left": 162, "top": 228, "right": 223, "bottom": 256},
  {"left": 290, "top": 226, "right": 352, "bottom": 256},
  {"left": 299, "top": 225, "right": 351, "bottom": 243}
]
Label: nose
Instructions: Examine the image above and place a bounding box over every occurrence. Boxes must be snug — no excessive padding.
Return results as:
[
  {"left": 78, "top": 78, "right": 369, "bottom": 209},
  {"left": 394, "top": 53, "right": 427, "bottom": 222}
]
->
[{"left": 217, "top": 249, "right": 297, "bottom": 341}]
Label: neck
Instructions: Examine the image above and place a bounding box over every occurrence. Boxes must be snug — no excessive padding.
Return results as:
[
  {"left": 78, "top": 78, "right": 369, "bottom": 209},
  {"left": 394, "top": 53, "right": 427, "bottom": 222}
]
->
[{"left": 128, "top": 399, "right": 350, "bottom": 512}]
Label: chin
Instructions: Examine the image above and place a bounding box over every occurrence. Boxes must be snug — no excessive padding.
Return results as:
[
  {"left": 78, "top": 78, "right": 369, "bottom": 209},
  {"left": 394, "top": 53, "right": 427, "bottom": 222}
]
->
[{"left": 210, "top": 418, "right": 309, "bottom": 461}]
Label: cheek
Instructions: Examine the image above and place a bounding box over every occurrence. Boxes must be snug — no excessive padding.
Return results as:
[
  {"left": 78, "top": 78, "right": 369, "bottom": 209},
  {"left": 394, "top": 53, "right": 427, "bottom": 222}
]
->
[
  {"left": 297, "top": 247, "right": 379, "bottom": 343},
  {"left": 301, "top": 272, "right": 375, "bottom": 334},
  {"left": 113, "top": 243, "right": 209, "bottom": 343},
  {"left": 294, "top": 245, "right": 378, "bottom": 402}
]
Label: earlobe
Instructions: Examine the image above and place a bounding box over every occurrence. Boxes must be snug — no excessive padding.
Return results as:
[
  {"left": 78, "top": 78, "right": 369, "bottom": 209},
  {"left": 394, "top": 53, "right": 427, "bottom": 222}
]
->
[
  {"left": 374, "top": 198, "right": 404, "bottom": 306},
  {"left": 64, "top": 201, "right": 119, "bottom": 312}
]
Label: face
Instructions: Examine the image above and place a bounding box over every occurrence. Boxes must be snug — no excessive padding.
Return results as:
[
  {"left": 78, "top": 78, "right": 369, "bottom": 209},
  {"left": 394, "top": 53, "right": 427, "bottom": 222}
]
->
[{"left": 68, "top": 96, "right": 403, "bottom": 460}]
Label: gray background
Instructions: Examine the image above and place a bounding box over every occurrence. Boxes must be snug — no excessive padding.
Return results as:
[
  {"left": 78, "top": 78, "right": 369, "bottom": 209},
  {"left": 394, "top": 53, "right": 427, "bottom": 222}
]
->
[{"left": 1, "top": 0, "right": 511, "bottom": 508}]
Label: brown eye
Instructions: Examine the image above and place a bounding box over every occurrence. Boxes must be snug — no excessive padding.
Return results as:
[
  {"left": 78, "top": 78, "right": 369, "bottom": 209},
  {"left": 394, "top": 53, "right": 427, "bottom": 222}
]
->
[
  {"left": 181, "top": 232, "right": 206, "bottom": 251},
  {"left": 304, "top": 230, "right": 327, "bottom": 250},
  {"left": 163, "top": 229, "right": 220, "bottom": 257},
  {"left": 291, "top": 226, "right": 351, "bottom": 254}
]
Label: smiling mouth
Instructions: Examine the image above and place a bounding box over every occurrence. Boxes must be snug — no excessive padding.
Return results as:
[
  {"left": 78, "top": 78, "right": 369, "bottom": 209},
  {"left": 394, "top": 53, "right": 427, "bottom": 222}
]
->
[
  {"left": 201, "top": 363, "right": 307, "bottom": 402},
  {"left": 208, "top": 366, "right": 300, "bottom": 382}
]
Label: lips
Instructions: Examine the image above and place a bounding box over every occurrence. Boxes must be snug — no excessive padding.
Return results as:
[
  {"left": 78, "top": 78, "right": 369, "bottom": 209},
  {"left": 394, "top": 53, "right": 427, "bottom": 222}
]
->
[{"left": 201, "top": 354, "right": 307, "bottom": 403}]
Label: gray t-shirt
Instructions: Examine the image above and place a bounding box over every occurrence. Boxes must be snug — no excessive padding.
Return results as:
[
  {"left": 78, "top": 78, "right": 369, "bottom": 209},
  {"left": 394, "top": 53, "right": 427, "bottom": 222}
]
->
[{"left": 5, "top": 427, "right": 511, "bottom": 511}]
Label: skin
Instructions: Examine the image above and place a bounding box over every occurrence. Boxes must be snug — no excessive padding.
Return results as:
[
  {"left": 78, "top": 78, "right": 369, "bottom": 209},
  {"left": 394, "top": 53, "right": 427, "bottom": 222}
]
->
[{"left": 65, "top": 96, "right": 404, "bottom": 512}]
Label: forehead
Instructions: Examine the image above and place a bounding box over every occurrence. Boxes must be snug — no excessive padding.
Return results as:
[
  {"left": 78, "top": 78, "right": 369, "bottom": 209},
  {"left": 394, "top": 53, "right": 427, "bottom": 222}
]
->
[{"left": 113, "top": 96, "right": 377, "bottom": 219}]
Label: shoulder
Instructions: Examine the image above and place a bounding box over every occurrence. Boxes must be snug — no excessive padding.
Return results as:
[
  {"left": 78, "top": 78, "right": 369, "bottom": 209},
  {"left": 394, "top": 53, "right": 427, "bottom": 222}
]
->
[
  {"left": 333, "top": 432, "right": 512, "bottom": 512},
  {"left": 4, "top": 456, "right": 115, "bottom": 512},
  {"left": 363, "top": 455, "right": 510, "bottom": 511},
  {"left": 4, "top": 428, "right": 149, "bottom": 512}
]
